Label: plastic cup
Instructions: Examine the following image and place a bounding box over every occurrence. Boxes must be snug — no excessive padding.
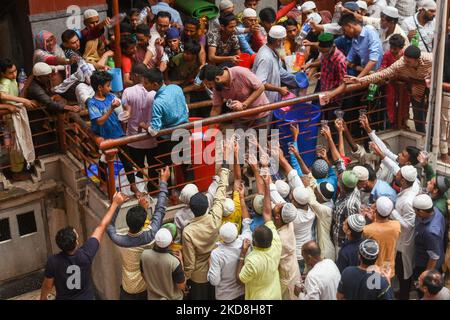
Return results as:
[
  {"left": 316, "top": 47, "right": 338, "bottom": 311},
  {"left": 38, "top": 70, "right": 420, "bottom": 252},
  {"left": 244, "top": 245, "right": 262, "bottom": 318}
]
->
[{"left": 334, "top": 109, "right": 345, "bottom": 119}]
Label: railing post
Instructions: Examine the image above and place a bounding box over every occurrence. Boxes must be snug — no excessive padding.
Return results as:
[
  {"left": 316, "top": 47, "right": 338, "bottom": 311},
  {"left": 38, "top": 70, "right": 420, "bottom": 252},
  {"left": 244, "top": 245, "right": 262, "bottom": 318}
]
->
[
  {"left": 105, "top": 148, "right": 118, "bottom": 201},
  {"left": 57, "top": 113, "right": 67, "bottom": 153}
]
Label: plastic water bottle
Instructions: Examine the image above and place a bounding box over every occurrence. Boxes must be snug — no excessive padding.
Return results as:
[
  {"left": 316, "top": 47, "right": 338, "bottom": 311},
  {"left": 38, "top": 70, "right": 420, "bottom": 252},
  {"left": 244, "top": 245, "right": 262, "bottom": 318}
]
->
[
  {"left": 411, "top": 31, "right": 420, "bottom": 47},
  {"left": 294, "top": 45, "right": 306, "bottom": 70},
  {"left": 137, "top": 7, "right": 150, "bottom": 24},
  {"left": 107, "top": 56, "right": 116, "bottom": 68},
  {"left": 108, "top": 13, "right": 127, "bottom": 28},
  {"left": 367, "top": 84, "right": 378, "bottom": 102},
  {"left": 78, "top": 58, "right": 92, "bottom": 77},
  {"left": 295, "top": 23, "right": 311, "bottom": 44},
  {"left": 18, "top": 68, "right": 27, "bottom": 95}
]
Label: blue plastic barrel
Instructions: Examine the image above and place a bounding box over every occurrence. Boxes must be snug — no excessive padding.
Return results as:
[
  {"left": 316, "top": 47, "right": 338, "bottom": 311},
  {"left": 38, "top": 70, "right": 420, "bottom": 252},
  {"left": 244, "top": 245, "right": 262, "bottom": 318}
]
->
[
  {"left": 107, "top": 68, "right": 123, "bottom": 92},
  {"left": 87, "top": 161, "right": 123, "bottom": 181},
  {"left": 273, "top": 103, "right": 321, "bottom": 167}
]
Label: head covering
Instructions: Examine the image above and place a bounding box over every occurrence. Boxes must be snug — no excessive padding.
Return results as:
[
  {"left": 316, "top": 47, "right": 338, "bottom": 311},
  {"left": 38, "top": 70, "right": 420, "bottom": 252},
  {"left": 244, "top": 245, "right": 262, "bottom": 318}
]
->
[
  {"left": 189, "top": 193, "right": 209, "bottom": 216},
  {"left": 219, "top": 222, "right": 238, "bottom": 243},
  {"left": 33, "top": 62, "right": 52, "bottom": 76},
  {"left": 359, "top": 239, "right": 379, "bottom": 260},
  {"left": 223, "top": 198, "right": 235, "bottom": 217},
  {"left": 293, "top": 187, "right": 310, "bottom": 205},
  {"left": 219, "top": 0, "right": 234, "bottom": 10},
  {"left": 400, "top": 165, "right": 418, "bottom": 182},
  {"left": 404, "top": 45, "right": 421, "bottom": 59},
  {"left": 413, "top": 194, "right": 433, "bottom": 210},
  {"left": 84, "top": 9, "right": 99, "bottom": 20},
  {"left": 376, "top": 196, "right": 394, "bottom": 217},
  {"left": 302, "top": 1, "right": 317, "bottom": 11},
  {"left": 352, "top": 165, "right": 369, "bottom": 181},
  {"left": 418, "top": 0, "right": 437, "bottom": 11},
  {"left": 343, "top": 1, "right": 360, "bottom": 12},
  {"left": 317, "top": 182, "right": 334, "bottom": 200},
  {"left": 34, "top": 30, "right": 56, "bottom": 53},
  {"left": 162, "top": 223, "right": 177, "bottom": 239},
  {"left": 436, "top": 176, "right": 450, "bottom": 193},
  {"left": 166, "top": 27, "right": 180, "bottom": 40},
  {"left": 311, "top": 159, "right": 329, "bottom": 179},
  {"left": 269, "top": 25, "right": 287, "bottom": 39},
  {"left": 307, "top": 12, "right": 322, "bottom": 24},
  {"left": 342, "top": 171, "right": 358, "bottom": 189},
  {"left": 382, "top": 6, "right": 400, "bottom": 19},
  {"left": 253, "top": 195, "right": 264, "bottom": 215},
  {"left": 180, "top": 184, "right": 199, "bottom": 204},
  {"left": 347, "top": 214, "right": 366, "bottom": 232},
  {"left": 356, "top": 1, "right": 368, "bottom": 11},
  {"left": 318, "top": 32, "right": 334, "bottom": 48},
  {"left": 275, "top": 180, "right": 290, "bottom": 199},
  {"left": 281, "top": 203, "right": 298, "bottom": 224},
  {"left": 243, "top": 8, "right": 257, "bottom": 18},
  {"left": 155, "top": 228, "right": 172, "bottom": 248}
]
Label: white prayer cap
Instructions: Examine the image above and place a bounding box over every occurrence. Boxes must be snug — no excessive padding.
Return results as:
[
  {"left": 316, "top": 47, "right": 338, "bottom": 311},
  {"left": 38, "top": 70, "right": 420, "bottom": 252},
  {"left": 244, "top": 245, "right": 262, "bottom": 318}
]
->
[
  {"left": 413, "top": 194, "right": 433, "bottom": 210},
  {"left": 307, "top": 12, "right": 322, "bottom": 24},
  {"left": 243, "top": 8, "right": 257, "bottom": 18},
  {"left": 293, "top": 187, "right": 310, "bottom": 205},
  {"left": 356, "top": 1, "right": 368, "bottom": 11},
  {"left": 84, "top": 9, "right": 99, "bottom": 20},
  {"left": 223, "top": 198, "right": 235, "bottom": 217},
  {"left": 268, "top": 25, "right": 287, "bottom": 39},
  {"left": 219, "top": 0, "right": 234, "bottom": 10},
  {"left": 302, "top": 1, "right": 317, "bottom": 11},
  {"left": 33, "top": 62, "right": 52, "bottom": 76},
  {"left": 253, "top": 195, "right": 264, "bottom": 215},
  {"left": 418, "top": 0, "right": 437, "bottom": 11},
  {"left": 347, "top": 214, "right": 366, "bottom": 232},
  {"left": 400, "top": 165, "right": 417, "bottom": 182},
  {"left": 382, "top": 6, "right": 399, "bottom": 19},
  {"left": 179, "top": 184, "right": 199, "bottom": 204},
  {"left": 155, "top": 228, "right": 172, "bottom": 248},
  {"left": 281, "top": 203, "right": 297, "bottom": 224},
  {"left": 376, "top": 196, "right": 394, "bottom": 217},
  {"left": 275, "top": 180, "right": 290, "bottom": 199},
  {"left": 219, "top": 222, "right": 238, "bottom": 243},
  {"left": 352, "top": 166, "right": 369, "bottom": 181}
]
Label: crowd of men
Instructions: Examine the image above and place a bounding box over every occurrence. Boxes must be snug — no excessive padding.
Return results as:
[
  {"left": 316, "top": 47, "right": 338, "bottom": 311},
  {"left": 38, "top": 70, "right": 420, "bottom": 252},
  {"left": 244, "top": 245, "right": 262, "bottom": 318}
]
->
[{"left": 0, "top": 0, "right": 448, "bottom": 300}]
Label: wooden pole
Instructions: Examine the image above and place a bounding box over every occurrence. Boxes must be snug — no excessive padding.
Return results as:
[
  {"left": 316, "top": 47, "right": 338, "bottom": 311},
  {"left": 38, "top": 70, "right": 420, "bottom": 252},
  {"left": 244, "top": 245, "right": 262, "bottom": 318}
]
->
[
  {"left": 105, "top": 148, "right": 118, "bottom": 201},
  {"left": 112, "top": 0, "right": 122, "bottom": 68}
]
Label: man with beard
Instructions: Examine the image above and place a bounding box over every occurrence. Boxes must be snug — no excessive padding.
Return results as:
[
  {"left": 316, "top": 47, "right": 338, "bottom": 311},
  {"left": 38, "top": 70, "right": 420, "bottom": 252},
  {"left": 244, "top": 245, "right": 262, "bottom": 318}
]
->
[
  {"left": 352, "top": 165, "right": 397, "bottom": 204},
  {"left": 401, "top": 0, "right": 436, "bottom": 53}
]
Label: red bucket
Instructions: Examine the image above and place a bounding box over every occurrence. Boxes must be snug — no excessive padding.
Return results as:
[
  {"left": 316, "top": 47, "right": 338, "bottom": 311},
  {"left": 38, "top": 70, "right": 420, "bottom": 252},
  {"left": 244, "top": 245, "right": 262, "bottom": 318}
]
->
[{"left": 238, "top": 53, "right": 252, "bottom": 68}]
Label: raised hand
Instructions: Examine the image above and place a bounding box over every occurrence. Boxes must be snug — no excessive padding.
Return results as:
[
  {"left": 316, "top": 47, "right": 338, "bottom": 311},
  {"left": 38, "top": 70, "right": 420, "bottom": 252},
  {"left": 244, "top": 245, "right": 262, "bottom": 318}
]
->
[
  {"left": 112, "top": 191, "right": 129, "bottom": 206},
  {"left": 160, "top": 166, "right": 171, "bottom": 182}
]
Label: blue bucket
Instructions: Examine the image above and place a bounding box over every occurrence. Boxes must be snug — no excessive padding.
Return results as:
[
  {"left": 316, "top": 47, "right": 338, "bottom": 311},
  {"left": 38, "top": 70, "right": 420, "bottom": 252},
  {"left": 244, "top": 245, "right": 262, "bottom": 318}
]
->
[
  {"left": 107, "top": 68, "right": 123, "bottom": 92},
  {"left": 294, "top": 72, "right": 309, "bottom": 89},
  {"left": 273, "top": 103, "right": 321, "bottom": 167}
]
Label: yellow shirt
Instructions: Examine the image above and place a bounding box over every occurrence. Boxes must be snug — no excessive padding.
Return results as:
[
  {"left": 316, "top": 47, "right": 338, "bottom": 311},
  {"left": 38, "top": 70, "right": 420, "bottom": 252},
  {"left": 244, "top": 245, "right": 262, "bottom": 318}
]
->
[
  {"left": 239, "top": 221, "right": 282, "bottom": 300},
  {"left": 222, "top": 191, "right": 242, "bottom": 233}
]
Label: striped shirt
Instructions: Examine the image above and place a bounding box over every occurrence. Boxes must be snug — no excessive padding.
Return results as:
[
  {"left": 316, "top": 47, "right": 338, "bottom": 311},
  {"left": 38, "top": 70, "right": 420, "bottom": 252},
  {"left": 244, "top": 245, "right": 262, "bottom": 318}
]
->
[
  {"left": 359, "top": 52, "right": 432, "bottom": 102},
  {"left": 332, "top": 188, "right": 361, "bottom": 248}
]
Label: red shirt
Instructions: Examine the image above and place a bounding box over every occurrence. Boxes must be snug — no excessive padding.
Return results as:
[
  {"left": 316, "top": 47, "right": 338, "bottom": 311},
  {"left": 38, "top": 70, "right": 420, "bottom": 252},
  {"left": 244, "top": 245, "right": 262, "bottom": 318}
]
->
[
  {"left": 121, "top": 55, "right": 133, "bottom": 74},
  {"left": 381, "top": 50, "right": 403, "bottom": 69}
]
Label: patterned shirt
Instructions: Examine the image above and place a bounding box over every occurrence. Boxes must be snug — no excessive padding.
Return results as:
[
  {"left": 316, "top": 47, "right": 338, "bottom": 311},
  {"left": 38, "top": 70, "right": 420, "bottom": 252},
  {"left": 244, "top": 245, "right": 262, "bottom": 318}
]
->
[
  {"left": 332, "top": 188, "right": 361, "bottom": 248},
  {"left": 207, "top": 28, "right": 240, "bottom": 57},
  {"left": 320, "top": 47, "right": 347, "bottom": 93}
]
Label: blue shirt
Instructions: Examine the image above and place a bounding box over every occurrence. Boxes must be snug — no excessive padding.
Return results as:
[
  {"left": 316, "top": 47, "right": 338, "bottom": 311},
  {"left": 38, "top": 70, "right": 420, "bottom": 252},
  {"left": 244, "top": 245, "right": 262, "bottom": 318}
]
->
[
  {"left": 149, "top": 84, "right": 189, "bottom": 134},
  {"left": 250, "top": 212, "right": 264, "bottom": 232},
  {"left": 151, "top": 2, "right": 183, "bottom": 26},
  {"left": 88, "top": 93, "right": 124, "bottom": 139},
  {"left": 347, "top": 25, "right": 383, "bottom": 70},
  {"left": 370, "top": 179, "right": 397, "bottom": 204},
  {"left": 237, "top": 24, "right": 255, "bottom": 55},
  {"left": 414, "top": 208, "right": 446, "bottom": 269},
  {"left": 336, "top": 238, "right": 365, "bottom": 273}
]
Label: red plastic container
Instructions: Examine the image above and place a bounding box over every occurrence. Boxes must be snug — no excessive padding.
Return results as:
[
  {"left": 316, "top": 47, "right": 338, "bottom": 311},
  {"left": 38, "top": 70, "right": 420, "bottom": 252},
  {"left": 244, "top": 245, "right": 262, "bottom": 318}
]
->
[{"left": 238, "top": 53, "right": 252, "bottom": 68}]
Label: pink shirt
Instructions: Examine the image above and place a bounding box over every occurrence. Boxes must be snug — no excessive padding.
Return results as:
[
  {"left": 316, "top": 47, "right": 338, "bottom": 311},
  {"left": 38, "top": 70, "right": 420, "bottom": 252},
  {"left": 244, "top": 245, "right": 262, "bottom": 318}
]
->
[
  {"left": 122, "top": 84, "right": 157, "bottom": 149},
  {"left": 212, "top": 67, "right": 269, "bottom": 119}
]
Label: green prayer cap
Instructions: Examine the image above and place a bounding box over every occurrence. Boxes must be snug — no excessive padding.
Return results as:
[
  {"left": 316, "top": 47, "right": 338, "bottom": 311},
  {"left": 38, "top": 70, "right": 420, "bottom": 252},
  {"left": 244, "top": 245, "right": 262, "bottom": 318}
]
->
[
  {"left": 341, "top": 171, "right": 358, "bottom": 189},
  {"left": 318, "top": 32, "right": 334, "bottom": 48},
  {"left": 162, "top": 223, "right": 177, "bottom": 239}
]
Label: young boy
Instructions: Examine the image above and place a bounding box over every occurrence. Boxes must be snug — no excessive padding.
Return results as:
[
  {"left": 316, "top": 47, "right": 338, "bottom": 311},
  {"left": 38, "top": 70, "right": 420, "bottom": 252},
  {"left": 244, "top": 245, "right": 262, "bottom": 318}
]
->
[
  {"left": 87, "top": 71, "right": 142, "bottom": 198},
  {"left": 121, "top": 35, "right": 138, "bottom": 88},
  {"left": 166, "top": 40, "right": 201, "bottom": 86}
]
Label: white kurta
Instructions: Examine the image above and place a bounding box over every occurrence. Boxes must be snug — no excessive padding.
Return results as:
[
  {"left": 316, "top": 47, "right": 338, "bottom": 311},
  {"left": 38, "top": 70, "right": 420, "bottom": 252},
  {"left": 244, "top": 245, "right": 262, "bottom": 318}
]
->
[{"left": 299, "top": 259, "right": 341, "bottom": 300}]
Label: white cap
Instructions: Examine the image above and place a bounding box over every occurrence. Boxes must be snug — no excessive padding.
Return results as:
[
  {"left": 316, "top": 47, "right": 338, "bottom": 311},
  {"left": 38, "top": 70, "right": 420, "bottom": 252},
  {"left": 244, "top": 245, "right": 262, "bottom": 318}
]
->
[
  {"left": 376, "top": 196, "right": 394, "bottom": 217},
  {"left": 356, "top": 1, "right": 368, "bottom": 11},
  {"left": 353, "top": 166, "right": 369, "bottom": 181},
  {"left": 33, "top": 62, "right": 52, "bottom": 76},
  {"left": 382, "top": 6, "right": 399, "bottom": 19},
  {"left": 347, "top": 214, "right": 366, "bottom": 232},
  {"left": 155, "top": 228, "right": 172, "bottom": 248},
  {"left": 413, "top": 194, "right": 433, "bottom": 210},
  {"left": 84, "top": 9, "right": 99, "bottom": 20},
  {"left": 418, "top": 0, "right": 437, "bottom": 11},
  {"left": 275, "top": 180, "right": 290, "bottom": 199},
  {"left": 223, "top": 198, "right": 235, "bottom": 217},
  {"left": 302, "top": 1, "right": 317, "bottom": 11},
  {"left": 219, "top": 0, "right": 234, "bottom": 10},
  {"left": 219, "top": 222, "right": 238, "bottom": 243},
  {"left": 268, "top": 25, "right": 287, "bottom": 39},
  {"left": 179, "top": 184, "right": 199, "bottom": 204},
  {"left": 281, "top": 203, "right": 297, "bottom": 224},
  {"left": 253, "top": 195, "right": 264, "bottom": 215},
  {"left": 293, "top": 187, "right": 310, "bottom": 205},
  {"left": 243, "top": 8, "right": 257, "bottom": 18},
  {"left": 307, "top": 12, "right": 322, "bottom": 24},
  {"left": 400, "top": 165, "right": 418, "bottom": 182}
]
